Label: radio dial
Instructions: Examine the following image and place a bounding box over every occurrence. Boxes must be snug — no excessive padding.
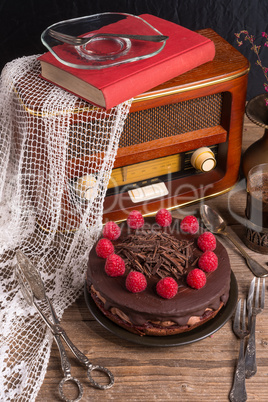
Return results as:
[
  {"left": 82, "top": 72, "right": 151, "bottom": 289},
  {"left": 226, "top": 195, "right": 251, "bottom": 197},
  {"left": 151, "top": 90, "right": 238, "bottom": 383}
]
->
[{"left": 191, "top": 147, "right": 216, "bottom": 172}]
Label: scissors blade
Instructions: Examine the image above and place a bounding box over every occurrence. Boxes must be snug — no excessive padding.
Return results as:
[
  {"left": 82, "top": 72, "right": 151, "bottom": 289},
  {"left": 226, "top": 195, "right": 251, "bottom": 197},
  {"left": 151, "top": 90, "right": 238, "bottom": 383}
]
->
[{"left": 16, "top": 250, "right": 46, "bottom": 301}]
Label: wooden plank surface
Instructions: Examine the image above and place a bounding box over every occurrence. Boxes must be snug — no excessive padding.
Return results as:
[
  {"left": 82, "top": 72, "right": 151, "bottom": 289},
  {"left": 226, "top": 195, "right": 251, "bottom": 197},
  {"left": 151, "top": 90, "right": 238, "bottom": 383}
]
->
[{"left": 36, "top": 115, "right": 268, "bottom": 401}]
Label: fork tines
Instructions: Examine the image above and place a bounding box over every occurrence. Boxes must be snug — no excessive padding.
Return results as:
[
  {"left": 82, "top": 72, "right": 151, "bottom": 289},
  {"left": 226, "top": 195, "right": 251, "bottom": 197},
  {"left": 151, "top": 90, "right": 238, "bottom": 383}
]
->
[
  {"left": 256, "top": 277, "right": 265, "bottom": 310},
  {"left": 233, "top": 299, "right": 248, "bottom": 337},
  {"left": 247, "top": 277, "right": 265, "bottom": 325}
]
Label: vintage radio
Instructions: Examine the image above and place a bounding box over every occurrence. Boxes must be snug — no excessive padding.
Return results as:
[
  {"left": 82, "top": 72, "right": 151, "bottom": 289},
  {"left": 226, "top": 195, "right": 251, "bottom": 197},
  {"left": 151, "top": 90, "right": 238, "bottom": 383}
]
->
[
  {"left": 14, "top": 29, "right": 249, "bottom": 230},
  {"left": 102, "top": 29, "right": 249, "bottom": 221}
]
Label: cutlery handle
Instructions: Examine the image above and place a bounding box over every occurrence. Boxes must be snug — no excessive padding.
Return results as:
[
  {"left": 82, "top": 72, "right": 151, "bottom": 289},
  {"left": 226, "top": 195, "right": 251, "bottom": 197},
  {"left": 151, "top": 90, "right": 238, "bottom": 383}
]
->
[
  {"left": 229, "top": 339, "right": 247, "bottom": 402},
  {"left": 223, "top": 231, "right": 268, "bottom": 277},
  {"left": 94, "top": 33, "right": 169, "bottom": 42},
  {"left": 245, "top": 315, "right": 257, "bottom": 378}
]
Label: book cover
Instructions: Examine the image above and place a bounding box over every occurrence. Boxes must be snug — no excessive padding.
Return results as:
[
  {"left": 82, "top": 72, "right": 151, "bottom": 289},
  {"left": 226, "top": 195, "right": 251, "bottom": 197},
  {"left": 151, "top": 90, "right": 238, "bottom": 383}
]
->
[{"left": 39, "top": 14, "right": 216, "bottom": 109}]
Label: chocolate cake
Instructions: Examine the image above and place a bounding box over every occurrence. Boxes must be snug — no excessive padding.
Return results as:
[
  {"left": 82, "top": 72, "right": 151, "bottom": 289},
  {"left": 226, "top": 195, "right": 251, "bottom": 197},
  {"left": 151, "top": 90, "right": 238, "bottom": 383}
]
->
[{"left": 87, "top": 212, "right": 231, "bottom": 336}]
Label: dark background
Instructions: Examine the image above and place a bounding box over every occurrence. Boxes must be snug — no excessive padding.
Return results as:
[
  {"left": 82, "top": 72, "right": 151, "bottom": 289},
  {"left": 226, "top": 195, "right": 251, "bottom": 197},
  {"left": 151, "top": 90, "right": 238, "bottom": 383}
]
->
[{"left": 1, "top": 0, "right": 268, "bottom": 100}]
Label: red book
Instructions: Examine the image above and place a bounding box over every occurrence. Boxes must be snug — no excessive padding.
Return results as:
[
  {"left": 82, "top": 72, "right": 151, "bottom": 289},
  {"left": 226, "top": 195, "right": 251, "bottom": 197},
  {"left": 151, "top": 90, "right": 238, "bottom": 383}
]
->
[{"left": 38, "top": 14, "right": 215, "bottom": 109}]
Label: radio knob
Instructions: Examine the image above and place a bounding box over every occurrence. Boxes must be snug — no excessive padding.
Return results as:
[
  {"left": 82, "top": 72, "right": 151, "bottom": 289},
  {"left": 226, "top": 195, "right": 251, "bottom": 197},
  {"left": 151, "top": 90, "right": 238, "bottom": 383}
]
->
[{"left": 191, "top": 147, "right": 216, "bottom": 172}]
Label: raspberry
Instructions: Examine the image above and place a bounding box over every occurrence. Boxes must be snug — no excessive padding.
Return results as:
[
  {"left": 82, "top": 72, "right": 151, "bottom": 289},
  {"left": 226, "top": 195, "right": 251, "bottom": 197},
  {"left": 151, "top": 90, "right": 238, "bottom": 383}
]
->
[
  {"left": 105, "top": 254, "right": 125, "bottom": 277},
  {"left": 103, "top": 221, "right": 121, "bottom": 240},
  {"left": 198, "top": 251, "right": 218, "bottom": 272},
  {"left": 197, "top": 232, "right": 216, "bottom": 251},
  {"left": 127, "top": 210, "right": 144, "bottom": 229},
  {"left": 186, "top": 268, "right": 207, "bottom": 289},
  {"left": 96, "top": 238, "right": 114, "bottom": 258},
  {"left": 155, "top": 208, "right": 172, "bottom": 227},
  {"left": 125, "top": 271, "right": 147, "bottom": 293},
  {"left": 180, "top": 215, "right": 199, "bottom": 234},
  {"left": 156, "top": 277, "right": 178, "bottom": 299}
]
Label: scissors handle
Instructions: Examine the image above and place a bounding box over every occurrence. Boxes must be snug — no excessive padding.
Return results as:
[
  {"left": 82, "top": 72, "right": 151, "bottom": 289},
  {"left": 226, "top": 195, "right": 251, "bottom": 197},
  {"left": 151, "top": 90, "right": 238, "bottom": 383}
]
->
[
  {"left": 54, "top": 333, "right": 83, "bottom": 401},
  {"left": 87, "top": 364, "right": 115, "bottom": 390},
  {"left": 58, "top": 376, "right": 83, "bottom": 402},
  {"left": 58, "top": 325, "right": 114, "bottom": 389},
  {"left": 45, "top": 297, "right": 114, "bottom": 390}
]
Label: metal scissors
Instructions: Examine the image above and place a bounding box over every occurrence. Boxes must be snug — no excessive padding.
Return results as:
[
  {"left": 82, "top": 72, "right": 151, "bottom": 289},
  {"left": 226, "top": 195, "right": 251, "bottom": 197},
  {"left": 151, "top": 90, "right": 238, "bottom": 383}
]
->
[{"left": 15, "top": 250, "right": 114, "bottom": 402}]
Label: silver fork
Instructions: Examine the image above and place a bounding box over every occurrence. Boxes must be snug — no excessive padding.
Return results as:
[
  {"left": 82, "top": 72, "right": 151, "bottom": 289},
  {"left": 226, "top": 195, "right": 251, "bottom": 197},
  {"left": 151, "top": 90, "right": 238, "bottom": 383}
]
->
[
  {"left": 229, "top": 299, "right": 249, "bottom": 402},
  {"left": 48, "top": 29, "right": 169, "bottom": 46},
  {"left": 245, "top": 277, "right": 265, "bottom": 378}
]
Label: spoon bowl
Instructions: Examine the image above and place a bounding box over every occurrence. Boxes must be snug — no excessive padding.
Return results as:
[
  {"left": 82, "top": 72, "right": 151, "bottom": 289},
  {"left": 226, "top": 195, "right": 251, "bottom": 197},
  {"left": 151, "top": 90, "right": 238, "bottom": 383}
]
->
[
  {"left": 200, "top": 204, "right": 227, "bottom": 234},
  {"left": 200, "top": 204, "right": 268, "bottom": 277}
]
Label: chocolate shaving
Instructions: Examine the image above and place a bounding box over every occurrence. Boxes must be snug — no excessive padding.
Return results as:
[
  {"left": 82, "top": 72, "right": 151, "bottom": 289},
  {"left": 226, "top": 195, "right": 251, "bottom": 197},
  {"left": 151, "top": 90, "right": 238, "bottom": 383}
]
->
[
  {"left": 115, "top": 230, "right": 195, "bottom": 280},
  {"left": 192, "top": 257, "right": 199, "bottom": 267}
]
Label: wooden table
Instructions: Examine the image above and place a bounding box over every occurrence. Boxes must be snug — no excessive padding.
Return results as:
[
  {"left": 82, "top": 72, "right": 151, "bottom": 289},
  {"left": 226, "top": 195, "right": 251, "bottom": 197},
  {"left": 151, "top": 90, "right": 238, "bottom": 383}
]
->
[{"left": 37, "top": 115, "right": 268, "bottom": 401}]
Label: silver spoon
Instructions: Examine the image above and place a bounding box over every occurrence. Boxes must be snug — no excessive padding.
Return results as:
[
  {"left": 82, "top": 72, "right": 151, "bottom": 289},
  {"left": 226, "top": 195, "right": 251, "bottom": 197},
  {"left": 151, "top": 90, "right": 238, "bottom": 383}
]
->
[{"left": 200, "top": 204, "right": 268, "bottom": 278}]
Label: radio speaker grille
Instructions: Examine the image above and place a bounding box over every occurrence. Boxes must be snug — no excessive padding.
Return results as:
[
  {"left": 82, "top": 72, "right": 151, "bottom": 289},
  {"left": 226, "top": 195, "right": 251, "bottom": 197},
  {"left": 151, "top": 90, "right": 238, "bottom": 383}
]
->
[
  {"left": 67, "top": 93, "right": 223, "bottom": 159},
  {"left": 119, "top": 93, "right": 223, "bottom": 147}
]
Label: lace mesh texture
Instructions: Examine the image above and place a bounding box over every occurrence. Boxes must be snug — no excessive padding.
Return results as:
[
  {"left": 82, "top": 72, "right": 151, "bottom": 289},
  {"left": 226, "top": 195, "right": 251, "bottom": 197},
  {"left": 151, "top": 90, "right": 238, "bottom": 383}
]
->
[{"left": 0, "top": 55, "right": 132, "bottom": 401}]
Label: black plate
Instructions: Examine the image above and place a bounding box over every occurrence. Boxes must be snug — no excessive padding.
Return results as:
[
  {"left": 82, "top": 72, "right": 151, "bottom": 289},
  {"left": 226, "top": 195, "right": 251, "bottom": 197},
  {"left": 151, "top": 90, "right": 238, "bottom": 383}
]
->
[{"left": 84, "top": 270, "right": 238, "bottom": 347}]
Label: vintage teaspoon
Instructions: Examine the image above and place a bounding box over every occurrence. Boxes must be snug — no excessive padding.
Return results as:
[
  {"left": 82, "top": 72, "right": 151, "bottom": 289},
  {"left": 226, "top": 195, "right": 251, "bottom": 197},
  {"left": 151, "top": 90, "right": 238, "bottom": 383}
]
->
[{"left": 200, "top": 204, "right": 268, "bottom": 278}]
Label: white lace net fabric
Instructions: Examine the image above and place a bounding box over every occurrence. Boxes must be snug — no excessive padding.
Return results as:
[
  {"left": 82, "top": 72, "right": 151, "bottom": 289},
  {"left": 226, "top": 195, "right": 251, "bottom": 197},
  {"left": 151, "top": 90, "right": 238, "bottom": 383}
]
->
[{"left": 0, "top": 55, "right": 132, "bottom": 401}]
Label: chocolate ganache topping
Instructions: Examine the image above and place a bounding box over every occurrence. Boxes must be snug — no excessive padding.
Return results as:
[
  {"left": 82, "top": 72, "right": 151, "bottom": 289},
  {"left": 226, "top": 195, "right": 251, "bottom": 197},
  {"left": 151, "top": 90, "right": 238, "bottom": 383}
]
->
[{"left": 87, "top": 217, "right": 231, "bottom": 327}]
